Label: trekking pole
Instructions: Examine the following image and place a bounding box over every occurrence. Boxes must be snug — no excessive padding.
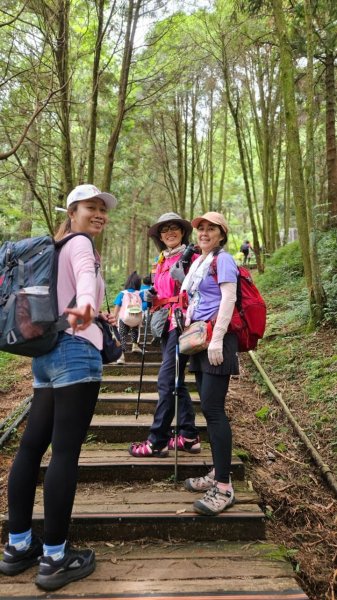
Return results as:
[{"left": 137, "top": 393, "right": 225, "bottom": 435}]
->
[
  {"left": 135, "top": 305, "right": 150, "bottom": 419},
  {"left": 173, "top": 308, "right": 184, "bottom": 484},
  {"left": 173, "top": 340, "right": 179, "bottom": 484}
]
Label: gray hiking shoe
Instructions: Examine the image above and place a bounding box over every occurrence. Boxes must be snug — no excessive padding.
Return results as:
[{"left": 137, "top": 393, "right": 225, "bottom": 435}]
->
[
  {"left": 193, "top": 485, "right": 235, "bottom": 516},
  {"left": 36, "top": 544, "right": 95, "bottom": 591},
  {"left": 184, "top": 469, "right": 215, "bottom": 492},
  {"left": 0, "top": 534, "right": 42, "bottom": 576}
]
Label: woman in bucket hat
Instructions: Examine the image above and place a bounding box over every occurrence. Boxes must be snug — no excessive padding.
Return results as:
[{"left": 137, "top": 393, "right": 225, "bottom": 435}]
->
[
  {"left": 181, "top": 212, "right": 239, "bottom": 516},
  {"left": 129, "top": 212, "right": 200, "bottom": 457},
  {"left": 0, "top": 184, "right": 117, "bottom": 590}
]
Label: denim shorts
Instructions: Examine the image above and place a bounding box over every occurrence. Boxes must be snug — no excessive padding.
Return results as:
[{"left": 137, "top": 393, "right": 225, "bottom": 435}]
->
[{"left": 32, "top": 332, "right": 103, "bottom": 389}]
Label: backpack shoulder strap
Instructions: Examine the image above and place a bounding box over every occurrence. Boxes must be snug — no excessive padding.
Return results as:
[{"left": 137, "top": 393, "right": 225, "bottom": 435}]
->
[
  {"left": 55, "top": 232, "right": 99, "bottom": 275},
  {"left": 209, "top": 249, "right": 225, "bottom": 283},
  {"left": 54, "top": 232, "right": 94, "bottom": 251}
]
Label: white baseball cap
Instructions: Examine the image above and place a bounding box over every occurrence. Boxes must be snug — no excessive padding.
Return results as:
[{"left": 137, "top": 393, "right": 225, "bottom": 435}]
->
[{"left": 66, "top": 184, "right": 117, "bottom": 210}]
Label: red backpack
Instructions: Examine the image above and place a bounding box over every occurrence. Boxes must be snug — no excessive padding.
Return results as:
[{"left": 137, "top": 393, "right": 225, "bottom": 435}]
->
[{"left": 210, "top": 255, "right": 266, "bottom": 352}]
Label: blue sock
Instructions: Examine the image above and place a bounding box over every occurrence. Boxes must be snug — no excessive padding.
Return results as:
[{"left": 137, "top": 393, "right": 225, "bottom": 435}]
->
[
  {"left": 9, "top": 528, "right": 32, "bottom": 551},
  {"left": 43, "top": 541, "right": 66, "bottom": 561}
]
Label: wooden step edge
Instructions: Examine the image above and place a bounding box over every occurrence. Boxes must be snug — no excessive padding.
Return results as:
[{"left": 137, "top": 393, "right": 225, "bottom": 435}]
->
[
  {"left": 0, "top": 589, "right": 310, "bottom": 599},
  {"left": 38, "top": 464, "right": 245, "bottom": 484},
  {"left": 97, "top": 393, "right": 200, "bottom": 400},
  {"left": 101, "top": 376, "right": 195, "bottom": 382},
  {"left": 26, "top": 507, "right": 266, "bottom": 543},
  {"left": 31, "top": 505, "right": 265, "bottom": 520},
  {"left": 104, "top": 362, "right": 163, "bottom": 367},
  {"left": 90, "top": 420, "right": 207, "bottom": 432}
]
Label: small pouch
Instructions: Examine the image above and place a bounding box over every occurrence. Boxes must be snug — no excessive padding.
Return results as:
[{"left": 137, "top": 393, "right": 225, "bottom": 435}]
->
[
  {"left": 25, "top": 293, "right": 56, "bottom": 324},
  {"left": 96, "top": 316, "right": 122, "bottom": 364},
  {"left": 150, "top": 307, "right": 170, "bottom": 339},
  {"left": 178, "top": 320, "right": 213, "bottom": 355}
]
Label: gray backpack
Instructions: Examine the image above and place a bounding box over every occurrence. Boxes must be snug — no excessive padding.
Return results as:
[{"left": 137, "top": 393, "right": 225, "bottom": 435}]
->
[{"left": 0, "top": 233, "right": 93, "bottom": 357}]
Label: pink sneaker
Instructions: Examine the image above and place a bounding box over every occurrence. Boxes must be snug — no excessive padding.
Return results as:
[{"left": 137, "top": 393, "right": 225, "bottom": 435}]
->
[
  {"left": 168, "top": 435, "right": 201, "bottom": 454},
  {"left": 128, "top": 440, "right": 169, "bottom": 458}
]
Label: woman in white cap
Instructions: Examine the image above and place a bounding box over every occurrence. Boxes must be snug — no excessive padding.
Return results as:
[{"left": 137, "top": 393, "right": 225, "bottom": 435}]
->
[
  {"left": 0, "top": 184, "right": 117, "bottom": 591},
  {"left": 129, "top": 212, "right": 200, "bottom": 457},
  {"left": 182, "top": 212, "right": 239, "bottom": 516}
]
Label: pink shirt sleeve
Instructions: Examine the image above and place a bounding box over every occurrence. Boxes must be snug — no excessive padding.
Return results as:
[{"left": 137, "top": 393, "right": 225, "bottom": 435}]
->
[{"left": 57, "top": 235, "right": 105, "bottom": 349}]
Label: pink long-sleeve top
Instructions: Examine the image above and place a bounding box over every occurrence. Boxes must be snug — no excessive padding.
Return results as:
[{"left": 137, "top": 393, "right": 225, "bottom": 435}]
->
[{"left": 57, "top": 235, "right": 104, "bottom": 350}]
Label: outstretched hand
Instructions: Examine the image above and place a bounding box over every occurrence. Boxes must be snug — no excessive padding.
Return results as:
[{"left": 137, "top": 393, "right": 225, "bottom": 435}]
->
[{"left": 64, "top": 304, "right": 95, "bottom": 333}]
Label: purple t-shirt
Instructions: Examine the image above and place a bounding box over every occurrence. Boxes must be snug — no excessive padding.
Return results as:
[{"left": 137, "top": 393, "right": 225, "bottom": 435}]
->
[{"left": 192, "top": 252, "right": 238, "bottom": 322}]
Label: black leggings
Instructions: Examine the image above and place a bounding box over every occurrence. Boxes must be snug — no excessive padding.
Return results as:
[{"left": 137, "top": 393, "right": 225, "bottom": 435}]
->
[
  {"left": 118, "top": 319, "right": 139, "bottom": 352},
  {"left": 8, "top": 382, "right": 99, "bottom": 545},
  {"left": 195, "top": 372, "right": 231, "bottom": 484}
]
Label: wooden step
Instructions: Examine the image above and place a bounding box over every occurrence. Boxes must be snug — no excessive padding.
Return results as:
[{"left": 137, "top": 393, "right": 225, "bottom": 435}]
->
[
  {"left": 28, "top": 481, "right": 265, "bottom": 542},
  {"left": 104, "top": 362, "right": 162, "bottom": 376},
  {"left": 96, "top": 387, "right": 239, "bottom": 415},
  {"left": 40, "top": 446, "right": 245, "bottom": 482},
  {"left": 110, "top": 349, "right": 162, "bottom": 363},
  {"left": 0, "top": 540, "right": 309, "bottom": 598},
  {"left": 89, "top": 414, "right": 207, "bottom": 442},
  {"left": 100, "top": 375, "right": 198, "bottom": 393},
  {"left": 96, "top": 391, "right": 202, "bottom": 415}
]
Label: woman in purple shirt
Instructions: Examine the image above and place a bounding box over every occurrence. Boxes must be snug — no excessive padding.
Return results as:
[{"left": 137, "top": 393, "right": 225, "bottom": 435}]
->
[{"left": 182, "top": 211, "right": 239, "bottom": 516}]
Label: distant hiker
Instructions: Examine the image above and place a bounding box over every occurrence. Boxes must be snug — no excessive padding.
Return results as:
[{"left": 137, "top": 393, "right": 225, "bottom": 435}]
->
[
  {"left": 129, "top": 212, "right": 200, "bottom": 457},
  {"left": 0, "top": 184, "right": 117, "bottom": 590},
  {"left": 113, "top": 271, "right": 143, "bottom": 364},
  {"left": 240, "top": 240, "right": 251, "bottom": 265},
  {"left": 139, "top": 274, "right": 152, "bottom": 312},
  {"left": 182, "top": 212, "right": 238, "bottom": 516}
]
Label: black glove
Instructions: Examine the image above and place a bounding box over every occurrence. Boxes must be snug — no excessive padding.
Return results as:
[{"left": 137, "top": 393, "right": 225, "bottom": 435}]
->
[{"left": 144, "top": 287, "right": 157, "bottom": 304}]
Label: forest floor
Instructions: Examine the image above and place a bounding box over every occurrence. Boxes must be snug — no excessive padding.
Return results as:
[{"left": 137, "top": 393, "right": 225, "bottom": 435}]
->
[{"left": 0, "top": 339, "right": 337, "bottom": 600}]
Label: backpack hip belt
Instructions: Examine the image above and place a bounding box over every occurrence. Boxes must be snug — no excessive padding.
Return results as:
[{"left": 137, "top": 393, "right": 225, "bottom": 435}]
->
[{"left": 151, "top": 291, "right": 188, "bottom": 312}]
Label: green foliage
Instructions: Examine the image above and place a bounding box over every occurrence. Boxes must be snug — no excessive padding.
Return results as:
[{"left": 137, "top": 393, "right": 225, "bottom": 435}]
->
[
  {"left": 266, "top": 544, "right": 299, "bottom": 562},
  {"left": 235, "top": 447, "right": 250, "bottom": 460},
  {"left": 255, "top": 242, "right": 304, "bottom": 293},
  {"left": 255, "top": 405, "right": 270, "bottom": 421},
  {"left": 252, "top": 233, "right": 337, "bottom": 466},
  {"left": 0, "top": 354, "right": 27, "bottom": 393},
  {"left": 317, "top": 231, "right": 337, "bottom": 326}
]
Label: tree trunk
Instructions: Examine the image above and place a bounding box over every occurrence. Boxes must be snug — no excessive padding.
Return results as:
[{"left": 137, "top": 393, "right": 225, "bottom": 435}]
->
[
  {"left": 54, "top": 0, "right": 73, "bottom": 194},
  {"left": 173, "top": 95, "right": 186, "bottom": 217},
  {"left": 102, "top": 0, "right": 142, "bottom": 192},
  {"left": 217, "top": 94, "right": 228, "bottom": 213},
  {"left": 127, "top": 191, "right": 138, "bottom": 274},
  {"left": 208, "top": 84, "right": 214, "bottom": 211},
  {"left": 272, "top": 0, "right": 325, "bottom": 324},
  {"left": 87, "top": 0, "right": 105, "bottom": 183},
  {"left": 325, "top": 51, "right": 337, "bottom": 224},
  {"left": 221, "top": 48, "right": 263, "bottom": 273},
  {"left": 18, "top": 120, "right": 40, "bottom": 238},
  {"left": 304, "top": 0, "right": 326, "bottom": 319}
]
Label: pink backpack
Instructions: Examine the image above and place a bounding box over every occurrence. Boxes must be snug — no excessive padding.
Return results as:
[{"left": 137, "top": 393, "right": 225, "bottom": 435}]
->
[{"left": 119, "top": 290, "right": 142, "bottom": 327}]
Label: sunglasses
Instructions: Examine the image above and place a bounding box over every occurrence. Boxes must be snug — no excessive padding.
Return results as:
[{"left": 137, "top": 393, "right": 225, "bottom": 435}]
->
[{"left": 159, "top": 224, "right": 182, "bottom": 234}]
